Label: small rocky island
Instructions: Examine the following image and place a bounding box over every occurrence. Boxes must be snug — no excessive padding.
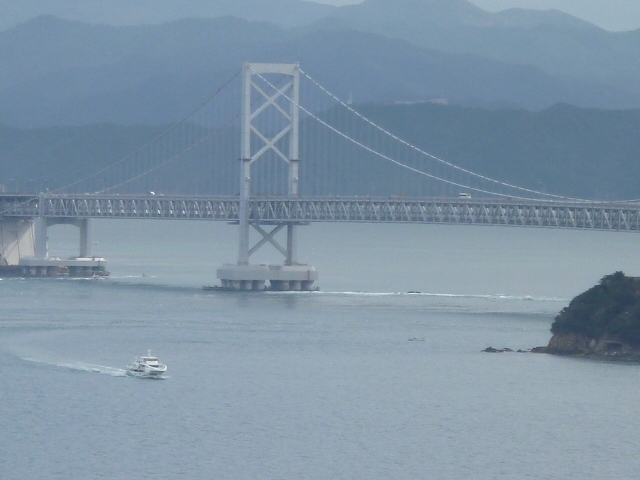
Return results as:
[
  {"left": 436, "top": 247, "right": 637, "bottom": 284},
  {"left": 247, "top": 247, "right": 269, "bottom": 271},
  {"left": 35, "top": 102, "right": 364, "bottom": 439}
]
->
[
  {"left": 540, "top": 271, "right": 640, "bottom": 359},
  {"left": 486, "top": 272, "right": 640, "bottom": 360}
]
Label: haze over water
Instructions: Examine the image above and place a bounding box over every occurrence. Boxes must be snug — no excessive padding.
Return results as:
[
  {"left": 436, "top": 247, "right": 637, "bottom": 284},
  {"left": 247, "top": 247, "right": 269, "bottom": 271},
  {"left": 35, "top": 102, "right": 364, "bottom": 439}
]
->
[{"left": 2, "top": 221, "right": 640, "bottom": 479}]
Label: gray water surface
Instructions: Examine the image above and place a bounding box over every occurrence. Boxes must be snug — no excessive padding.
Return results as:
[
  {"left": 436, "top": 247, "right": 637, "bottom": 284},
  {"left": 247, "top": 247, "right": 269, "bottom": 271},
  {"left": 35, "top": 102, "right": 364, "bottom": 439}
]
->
[{"left": 2, "top": 221, "right": 639, "bottom": 479}]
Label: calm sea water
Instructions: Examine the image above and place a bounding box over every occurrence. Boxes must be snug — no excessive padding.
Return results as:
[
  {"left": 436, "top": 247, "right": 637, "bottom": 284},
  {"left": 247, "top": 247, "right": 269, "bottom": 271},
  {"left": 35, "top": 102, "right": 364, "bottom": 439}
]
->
[{"left": 2, "top": 221, "right": 640, "bottom": 479}]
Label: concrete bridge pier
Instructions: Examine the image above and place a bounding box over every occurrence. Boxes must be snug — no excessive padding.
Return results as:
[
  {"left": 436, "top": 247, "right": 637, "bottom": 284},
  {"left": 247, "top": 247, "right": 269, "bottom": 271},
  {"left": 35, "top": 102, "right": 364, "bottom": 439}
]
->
[
  {"left": 0, "top": 217, "right": 36, "bottom": 267},
  {"left": 79, "top": 218, "right": 92, "bottom": 258},
  {"left": 0, "top": 215, "right": 108, "bottom": 277},
  {"left": 35, "top": 217, "right": 94, "bottom": 258},
  {"left": 34, "top": 216, "right": 48, "bottom": 259},
  {"left": 217, "top": 263, "right": 318, "bottom": 292}
]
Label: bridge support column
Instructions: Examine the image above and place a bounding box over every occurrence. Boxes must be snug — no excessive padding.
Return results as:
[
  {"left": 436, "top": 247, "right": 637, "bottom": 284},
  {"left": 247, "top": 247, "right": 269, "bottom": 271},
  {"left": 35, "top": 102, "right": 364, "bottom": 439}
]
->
[
  {"left": 34, "top": 217, "right": 94, "bottom": 260},
  {"left": 34, "top": 216, "right": 48, "bottom": 259},
  {"left": 79, "top": 218, "right": 92, "bottom": 258},
  {"left": 286, "top": 223, "right": 297, "bottom": 266},
  {"left": 238, "top": 157, "right": 251, "bottom": 266}
]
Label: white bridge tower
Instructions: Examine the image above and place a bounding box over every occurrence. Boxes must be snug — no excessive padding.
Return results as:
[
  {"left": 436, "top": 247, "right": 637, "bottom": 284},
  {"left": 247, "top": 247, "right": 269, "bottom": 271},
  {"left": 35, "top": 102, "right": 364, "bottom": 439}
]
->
[{"left": 217, "top": 63, "right": 317, "bottom": 291}]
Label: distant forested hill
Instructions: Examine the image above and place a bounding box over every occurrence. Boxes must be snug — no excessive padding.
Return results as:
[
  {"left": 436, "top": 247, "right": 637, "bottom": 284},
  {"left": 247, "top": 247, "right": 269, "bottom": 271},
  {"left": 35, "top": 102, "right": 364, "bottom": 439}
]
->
[
  {"left": 354, "top": 102, "right": 640, "bottom": 200},
  {"left": 2, "top": 103, "right": 639, "bottom": 200},
  {"left": 0, "top": 124, "right": 166, "bottom": 193}
]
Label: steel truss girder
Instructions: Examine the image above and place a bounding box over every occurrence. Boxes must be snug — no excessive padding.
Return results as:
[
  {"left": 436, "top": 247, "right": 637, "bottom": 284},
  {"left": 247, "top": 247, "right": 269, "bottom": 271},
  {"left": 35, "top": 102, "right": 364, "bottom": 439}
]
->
[{"left": 2, "top": 195, "right": 640, "bottom": 232}]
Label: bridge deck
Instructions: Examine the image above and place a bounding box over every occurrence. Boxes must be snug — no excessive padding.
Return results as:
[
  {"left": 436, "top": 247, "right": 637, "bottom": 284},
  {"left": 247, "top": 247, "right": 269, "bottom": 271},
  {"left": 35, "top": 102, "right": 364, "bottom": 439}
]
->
[{"left": 1, "top": 194, "right": 640, "bottom": 231}]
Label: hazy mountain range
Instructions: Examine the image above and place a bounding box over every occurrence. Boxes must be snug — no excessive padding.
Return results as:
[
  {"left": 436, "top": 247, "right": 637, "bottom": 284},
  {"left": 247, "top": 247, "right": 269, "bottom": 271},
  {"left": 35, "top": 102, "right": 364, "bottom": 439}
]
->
[
  {"left": 3, "top": 0, "right": 640, "bottom": 127},
  {"left": 324, "top": 0, "right": 640, "bottom": 89},
  {"left": 0, "top": 0, "right": 336, "bottom": 31},
  {"left": 3, "top": 14, "right": 625, "bottom": 127}
]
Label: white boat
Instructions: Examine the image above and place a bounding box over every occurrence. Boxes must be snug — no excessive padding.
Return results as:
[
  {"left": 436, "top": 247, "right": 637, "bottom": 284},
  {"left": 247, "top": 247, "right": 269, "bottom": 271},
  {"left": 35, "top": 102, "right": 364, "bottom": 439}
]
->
[{"left": 126, "top": 350, "right": 167, "bottom": 378}]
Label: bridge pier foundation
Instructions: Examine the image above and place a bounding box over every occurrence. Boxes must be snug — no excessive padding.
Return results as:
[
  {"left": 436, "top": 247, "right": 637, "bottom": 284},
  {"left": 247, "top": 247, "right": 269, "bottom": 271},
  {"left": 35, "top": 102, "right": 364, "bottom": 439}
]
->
[{"left": 217, "top": 264, "right": 317, "bottom": 292}]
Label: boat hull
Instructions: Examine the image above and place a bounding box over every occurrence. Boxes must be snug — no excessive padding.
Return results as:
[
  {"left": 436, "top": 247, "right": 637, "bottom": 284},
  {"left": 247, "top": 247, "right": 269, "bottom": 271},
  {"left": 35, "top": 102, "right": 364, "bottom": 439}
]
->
[{"left": 126, "top": 369, "right": 167, "bottom": 379}]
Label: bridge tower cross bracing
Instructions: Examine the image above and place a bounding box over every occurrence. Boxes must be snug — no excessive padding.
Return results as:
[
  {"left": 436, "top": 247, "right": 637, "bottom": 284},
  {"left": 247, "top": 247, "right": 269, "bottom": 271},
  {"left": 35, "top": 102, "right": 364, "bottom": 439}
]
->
[{"left": 217, "top": 62, "right": 317, "bottom": 291}]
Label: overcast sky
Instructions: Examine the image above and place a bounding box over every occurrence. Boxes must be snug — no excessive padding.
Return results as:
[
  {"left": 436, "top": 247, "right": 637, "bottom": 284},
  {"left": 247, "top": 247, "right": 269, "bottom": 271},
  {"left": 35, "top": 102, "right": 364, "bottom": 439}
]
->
[{"left": 319, "top": 0, "right": 640, "bottom": 31}]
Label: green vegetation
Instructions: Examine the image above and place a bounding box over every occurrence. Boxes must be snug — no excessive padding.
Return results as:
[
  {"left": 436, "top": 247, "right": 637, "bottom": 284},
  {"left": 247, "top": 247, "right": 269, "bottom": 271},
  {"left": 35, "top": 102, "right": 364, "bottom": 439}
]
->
[{"left": 551, "top": 272, "right": 640, "bottom": 346}]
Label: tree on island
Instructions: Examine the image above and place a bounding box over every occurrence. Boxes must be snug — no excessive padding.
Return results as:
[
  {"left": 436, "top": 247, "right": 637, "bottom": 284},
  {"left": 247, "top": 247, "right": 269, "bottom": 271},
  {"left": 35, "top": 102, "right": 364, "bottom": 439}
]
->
[{"left": 549, "top": 271, "right": 640, "bottom": 353}]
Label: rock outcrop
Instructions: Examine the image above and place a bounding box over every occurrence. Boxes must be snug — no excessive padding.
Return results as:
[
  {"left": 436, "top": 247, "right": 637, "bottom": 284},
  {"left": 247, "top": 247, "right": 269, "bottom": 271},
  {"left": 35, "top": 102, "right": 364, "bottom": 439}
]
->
[
  {"left": 545, "top": 272, "right": 640, "bottom": 360},
  {"left": 546, "top": 332, "right": 640, "bottom": 358}
]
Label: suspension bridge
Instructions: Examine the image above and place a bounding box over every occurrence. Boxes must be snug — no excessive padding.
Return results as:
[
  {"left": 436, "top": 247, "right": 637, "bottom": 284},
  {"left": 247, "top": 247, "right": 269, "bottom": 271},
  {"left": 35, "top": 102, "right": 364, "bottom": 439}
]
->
[{"left": 1, "top": 63, "right": 639, "bottom": 289}]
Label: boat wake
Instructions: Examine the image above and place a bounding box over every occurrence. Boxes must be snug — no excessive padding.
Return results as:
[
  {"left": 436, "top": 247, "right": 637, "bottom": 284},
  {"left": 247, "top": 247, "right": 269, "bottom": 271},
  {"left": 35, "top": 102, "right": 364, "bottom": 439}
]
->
[
  {"left": 23, "top": 357, "right": 127, "bottom": 377},
  {"left": 308, "top": 291, "right": 567, "bottom": 302}
]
